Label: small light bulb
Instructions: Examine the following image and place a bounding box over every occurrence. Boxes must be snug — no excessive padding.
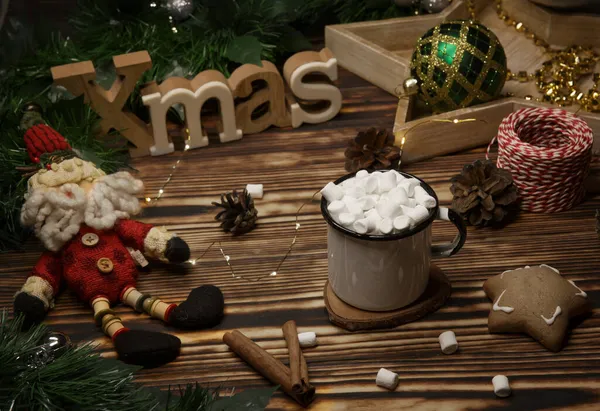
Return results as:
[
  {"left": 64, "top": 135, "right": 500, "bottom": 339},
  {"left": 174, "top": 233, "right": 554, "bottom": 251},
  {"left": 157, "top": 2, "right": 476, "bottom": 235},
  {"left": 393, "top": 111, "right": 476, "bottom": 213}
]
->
[
  {"left": 150, "top": 2, "right": 156, "bottom": 7},
  {"left": 453, "top": 119, "right": 459, "bottom": 123},
  {"left": 270, "top": 271, "right": 277, "bottom": 276},
  {"left": 184, "top": 144, "right": 190, "bottom": 150},
  {"left": 225, "top": 255, "right": 230, "bottom": 262},
  {"left": 189, "top": 259, "right": 196, "bottom": 265},
  {"left": 145, "top": 197, "right": 151, "bottom": 203},
  {"left": 296, "top": 223, "right": 301, "bottom": 230},
  {"left": 159, "top": 189, "right": 164, "bottom": 194},
  {"left": 172, "top": 27, "right": 178, "bottom": 34}
]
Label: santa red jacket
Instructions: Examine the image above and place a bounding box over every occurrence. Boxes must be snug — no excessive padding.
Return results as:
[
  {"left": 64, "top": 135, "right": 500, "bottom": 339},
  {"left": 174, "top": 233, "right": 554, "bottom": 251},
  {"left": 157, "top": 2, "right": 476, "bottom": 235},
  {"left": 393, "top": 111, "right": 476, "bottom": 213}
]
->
[{"left": 30, "top": 219, "right": 172, "bottom": 305}]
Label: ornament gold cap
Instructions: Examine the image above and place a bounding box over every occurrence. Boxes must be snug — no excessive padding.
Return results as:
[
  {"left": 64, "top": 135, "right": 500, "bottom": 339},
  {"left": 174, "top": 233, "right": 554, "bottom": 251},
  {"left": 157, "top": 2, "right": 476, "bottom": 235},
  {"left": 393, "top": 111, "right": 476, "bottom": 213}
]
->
[{"left": 402, "top": 78, "right": 419, "bottom": 96}]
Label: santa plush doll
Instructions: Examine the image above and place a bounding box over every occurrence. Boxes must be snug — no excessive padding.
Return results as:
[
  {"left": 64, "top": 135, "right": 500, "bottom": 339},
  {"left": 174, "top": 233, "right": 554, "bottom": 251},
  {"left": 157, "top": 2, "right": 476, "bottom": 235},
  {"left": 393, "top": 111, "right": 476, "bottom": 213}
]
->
[{"left": 13, "top": 107, "right": 224, "bottom": 368}]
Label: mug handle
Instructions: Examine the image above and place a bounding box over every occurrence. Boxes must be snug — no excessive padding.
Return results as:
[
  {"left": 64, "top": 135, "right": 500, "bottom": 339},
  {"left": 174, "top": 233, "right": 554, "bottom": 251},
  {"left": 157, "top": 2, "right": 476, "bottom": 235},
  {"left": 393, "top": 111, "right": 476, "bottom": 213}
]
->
[{"left": 431, "top": 207, "right": 467, "bottom": 258}]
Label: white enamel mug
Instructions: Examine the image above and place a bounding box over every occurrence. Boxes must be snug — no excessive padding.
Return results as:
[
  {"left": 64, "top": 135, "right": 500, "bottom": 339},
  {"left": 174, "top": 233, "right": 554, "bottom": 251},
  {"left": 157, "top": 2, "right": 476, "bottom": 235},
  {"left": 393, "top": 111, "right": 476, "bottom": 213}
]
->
[{"left": 321, "top": 171, "right": 466, "bottom": 312}]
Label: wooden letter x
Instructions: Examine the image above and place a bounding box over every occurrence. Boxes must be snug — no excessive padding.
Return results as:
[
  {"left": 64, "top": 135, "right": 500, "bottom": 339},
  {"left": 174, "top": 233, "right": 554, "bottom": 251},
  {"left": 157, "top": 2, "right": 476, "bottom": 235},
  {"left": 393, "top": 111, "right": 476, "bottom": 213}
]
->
[{"left": 51, "top": 51, "right": 154, "bottom": 158}]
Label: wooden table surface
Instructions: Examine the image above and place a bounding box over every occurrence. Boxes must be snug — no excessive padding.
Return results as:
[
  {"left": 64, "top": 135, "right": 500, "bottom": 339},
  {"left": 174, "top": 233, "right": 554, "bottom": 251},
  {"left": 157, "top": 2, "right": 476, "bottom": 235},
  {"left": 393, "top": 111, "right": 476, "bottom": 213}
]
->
[{"left": 1, "top": 68, "right": 599, "bottom": 410}]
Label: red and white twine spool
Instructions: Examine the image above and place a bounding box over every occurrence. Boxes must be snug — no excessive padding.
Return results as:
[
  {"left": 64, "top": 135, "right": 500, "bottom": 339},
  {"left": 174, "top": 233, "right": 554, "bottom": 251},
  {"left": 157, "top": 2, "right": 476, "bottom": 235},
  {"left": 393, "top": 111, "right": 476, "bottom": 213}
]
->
[{"left": 487, "top": 107, "right": 593, "bottom": 213}]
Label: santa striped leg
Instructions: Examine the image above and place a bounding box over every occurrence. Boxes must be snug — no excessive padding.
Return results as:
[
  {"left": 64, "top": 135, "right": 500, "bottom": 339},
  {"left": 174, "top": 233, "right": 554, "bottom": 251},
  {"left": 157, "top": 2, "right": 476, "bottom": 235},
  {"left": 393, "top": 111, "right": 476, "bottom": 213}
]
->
[{"left": 121, "top": 285, "right": 225, "bottom": 330}]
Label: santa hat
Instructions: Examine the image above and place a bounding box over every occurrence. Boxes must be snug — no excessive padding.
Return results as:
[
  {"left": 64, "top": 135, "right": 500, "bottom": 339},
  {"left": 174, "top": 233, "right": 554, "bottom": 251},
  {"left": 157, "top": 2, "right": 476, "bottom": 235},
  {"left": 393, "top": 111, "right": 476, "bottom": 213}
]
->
[
  {"left": 21, "top": 103, "right": 72, "bottom": 164},
  {"left": 21, "top": 104, "right": 105, "bottom": 190}
]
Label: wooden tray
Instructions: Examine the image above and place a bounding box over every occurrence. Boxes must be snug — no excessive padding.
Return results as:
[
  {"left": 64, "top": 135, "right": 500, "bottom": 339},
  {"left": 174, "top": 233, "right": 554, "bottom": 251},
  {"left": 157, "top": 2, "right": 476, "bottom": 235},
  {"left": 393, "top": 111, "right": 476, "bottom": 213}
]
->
[
  {"left": 325, "top": 0, "right": 600, "bottom": 164},
  {"left": 324, "top": 264, "right": 451, "bottom": 331}
]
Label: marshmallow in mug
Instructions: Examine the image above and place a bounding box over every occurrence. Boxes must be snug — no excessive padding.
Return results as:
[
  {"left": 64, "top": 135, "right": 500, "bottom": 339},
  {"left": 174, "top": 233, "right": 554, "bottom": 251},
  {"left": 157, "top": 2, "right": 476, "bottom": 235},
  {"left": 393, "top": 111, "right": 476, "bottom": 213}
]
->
[{"left": 322, "top": 170, "right": 437, "bottom": 235}]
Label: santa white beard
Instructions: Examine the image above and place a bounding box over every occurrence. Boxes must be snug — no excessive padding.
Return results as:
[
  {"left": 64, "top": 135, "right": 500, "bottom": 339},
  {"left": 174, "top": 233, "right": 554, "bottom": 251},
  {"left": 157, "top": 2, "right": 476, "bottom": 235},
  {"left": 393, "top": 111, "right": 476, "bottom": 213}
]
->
[{"left": 21, "top": 172, "right": 145, "bottom": 252}]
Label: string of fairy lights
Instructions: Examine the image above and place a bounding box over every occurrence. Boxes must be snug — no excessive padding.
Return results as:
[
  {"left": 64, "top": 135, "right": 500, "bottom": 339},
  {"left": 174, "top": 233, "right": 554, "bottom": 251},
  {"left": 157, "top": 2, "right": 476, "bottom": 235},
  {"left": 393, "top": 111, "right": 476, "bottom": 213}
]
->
[{"left": 143, "top": 118, "right": 476, "bottom": 282}]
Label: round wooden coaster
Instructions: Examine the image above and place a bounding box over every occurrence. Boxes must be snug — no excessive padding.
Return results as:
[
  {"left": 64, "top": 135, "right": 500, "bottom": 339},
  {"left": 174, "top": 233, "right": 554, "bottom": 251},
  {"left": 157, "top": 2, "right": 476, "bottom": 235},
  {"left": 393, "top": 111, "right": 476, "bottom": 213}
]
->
[{"left": 324, "top": 264, "right": 451, "bottom": 331}]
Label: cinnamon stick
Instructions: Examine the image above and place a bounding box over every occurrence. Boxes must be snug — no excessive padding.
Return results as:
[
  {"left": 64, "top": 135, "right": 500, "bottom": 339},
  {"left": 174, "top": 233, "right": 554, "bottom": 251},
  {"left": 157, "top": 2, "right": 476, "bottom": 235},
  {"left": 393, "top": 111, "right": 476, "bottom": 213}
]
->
[
  {"left": 223, "top": 330, "right": 315, "bottom": 407},
  {"left": 282, "top": 320, "right": 309, "bottom": 390}
]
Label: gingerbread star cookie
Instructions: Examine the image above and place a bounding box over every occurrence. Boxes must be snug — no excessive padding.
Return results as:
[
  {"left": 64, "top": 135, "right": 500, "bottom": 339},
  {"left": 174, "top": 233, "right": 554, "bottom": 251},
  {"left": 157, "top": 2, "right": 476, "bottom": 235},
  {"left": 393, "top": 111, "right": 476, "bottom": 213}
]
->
[{"left": 483, "top": 264, "right": 591, "bottom": 352}]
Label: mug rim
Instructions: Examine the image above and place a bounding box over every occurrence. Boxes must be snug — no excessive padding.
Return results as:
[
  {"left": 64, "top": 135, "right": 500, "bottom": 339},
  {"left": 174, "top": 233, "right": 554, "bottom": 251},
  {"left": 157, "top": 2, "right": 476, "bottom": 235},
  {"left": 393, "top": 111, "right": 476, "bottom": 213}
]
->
[{"left": 320, "top": 170, "right": 439, "bottom": 241}]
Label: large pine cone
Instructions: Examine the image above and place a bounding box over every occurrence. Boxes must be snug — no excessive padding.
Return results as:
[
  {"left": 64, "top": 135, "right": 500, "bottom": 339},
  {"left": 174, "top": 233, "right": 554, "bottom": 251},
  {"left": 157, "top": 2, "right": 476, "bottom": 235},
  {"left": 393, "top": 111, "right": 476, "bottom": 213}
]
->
[
  {"left": 344, "top": 128, "right": 400, "bottom": 173},
  {"left": 450, "top": 160, "right": 518, "bottom": 226},
  {"left": 212, "top": 189, "right": 258, "bottom": 235}
]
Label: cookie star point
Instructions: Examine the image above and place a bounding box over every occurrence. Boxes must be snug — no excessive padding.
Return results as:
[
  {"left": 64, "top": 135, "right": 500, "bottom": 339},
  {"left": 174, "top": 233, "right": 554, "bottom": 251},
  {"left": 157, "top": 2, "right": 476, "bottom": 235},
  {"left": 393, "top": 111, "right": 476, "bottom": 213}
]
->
[{"left": 483, "top": 265, "right": 591, "bottom": 352}]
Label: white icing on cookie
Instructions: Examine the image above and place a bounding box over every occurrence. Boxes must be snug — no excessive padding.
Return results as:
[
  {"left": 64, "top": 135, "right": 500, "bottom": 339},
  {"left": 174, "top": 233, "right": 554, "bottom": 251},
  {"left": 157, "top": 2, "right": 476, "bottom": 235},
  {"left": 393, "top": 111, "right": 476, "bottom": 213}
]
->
[
  {"left": 568, "top": 280, "right": 587, "bottom": 298},
  {"left": 541, "top": 306, "right": 562, "bottom": 325},
  {"left": 540, "top": 264, "right": 559, "bottom": 274},
  {"left": 493, "top": 290, "right": 515, "bottom": 314}
]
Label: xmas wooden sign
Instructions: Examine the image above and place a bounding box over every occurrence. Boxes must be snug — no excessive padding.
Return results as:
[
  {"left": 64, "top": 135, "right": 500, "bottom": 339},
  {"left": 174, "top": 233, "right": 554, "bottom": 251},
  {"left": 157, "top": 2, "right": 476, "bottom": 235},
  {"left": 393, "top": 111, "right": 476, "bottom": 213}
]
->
[{"left": 51, "top": 49, "right": 342, "bottom": 158}]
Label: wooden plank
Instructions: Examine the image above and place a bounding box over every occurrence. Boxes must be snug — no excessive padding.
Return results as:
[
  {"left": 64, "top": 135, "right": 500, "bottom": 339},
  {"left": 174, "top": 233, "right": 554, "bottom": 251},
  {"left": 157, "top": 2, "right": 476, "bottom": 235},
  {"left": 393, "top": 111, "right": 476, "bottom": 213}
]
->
[{"left": 1, "top": 67, "right": 599, "bottom": 410}]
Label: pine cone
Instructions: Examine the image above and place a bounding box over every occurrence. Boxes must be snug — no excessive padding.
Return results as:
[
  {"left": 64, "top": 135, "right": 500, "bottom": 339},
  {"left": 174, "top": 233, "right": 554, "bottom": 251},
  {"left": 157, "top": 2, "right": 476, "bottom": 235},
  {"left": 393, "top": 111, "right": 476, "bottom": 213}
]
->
[
  {"left": 344, "top": 128, "right": 400, "bottom": 173},
  {"left": 212, "top": 189, "right": 258, "bottom": 235},
  {"left": 450, "top": 160, "right": 518, "bottom": 226}
]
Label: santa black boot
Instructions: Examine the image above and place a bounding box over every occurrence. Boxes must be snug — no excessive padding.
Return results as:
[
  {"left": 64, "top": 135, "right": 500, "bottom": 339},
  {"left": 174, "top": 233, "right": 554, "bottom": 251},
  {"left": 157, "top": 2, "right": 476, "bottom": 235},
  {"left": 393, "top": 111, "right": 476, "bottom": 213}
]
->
[
  {"left": 168, "top": 285, "right": 224, "bottom": 329},
  {"left": 113, "top": 328, "right": 181, "bottom": 368}
]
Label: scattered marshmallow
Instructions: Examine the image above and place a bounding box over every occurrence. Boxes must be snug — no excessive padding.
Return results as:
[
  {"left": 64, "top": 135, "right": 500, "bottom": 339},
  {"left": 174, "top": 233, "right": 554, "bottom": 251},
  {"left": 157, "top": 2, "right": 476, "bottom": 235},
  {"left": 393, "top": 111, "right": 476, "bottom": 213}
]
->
[
  {"left": 492, "top": 375, "right": 511, "bottom": 398},
  {"left": 298, "top": 332, "right": 317, "bottom": 348},
  {"left": 321, "top": 182, "right": 343, "bottom": 202},
  {"left": 379, "top": 218, "right": 393, "bottom": 235},
  {"left": 245, "top": 184, "right": 264, "bottom": 199},
  {"left": 413, "top": 185, "right": 436, "bottom": 208},
  {"left": 438, "top": 331, "right": 458, "bottom": 354},
  {"left": 376, "top": 368, "right": 399, "bottom": 391},
  {"left": 322, "top": 170, "right": 437, "bottom": 236}
]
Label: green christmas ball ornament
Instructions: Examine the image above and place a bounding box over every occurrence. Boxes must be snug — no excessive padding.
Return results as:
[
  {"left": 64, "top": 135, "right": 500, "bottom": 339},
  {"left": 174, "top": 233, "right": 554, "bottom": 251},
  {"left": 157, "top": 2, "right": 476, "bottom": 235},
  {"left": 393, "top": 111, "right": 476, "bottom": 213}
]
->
[{"left": 409, "top": 20, "right": 508, "bottom": 113}]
